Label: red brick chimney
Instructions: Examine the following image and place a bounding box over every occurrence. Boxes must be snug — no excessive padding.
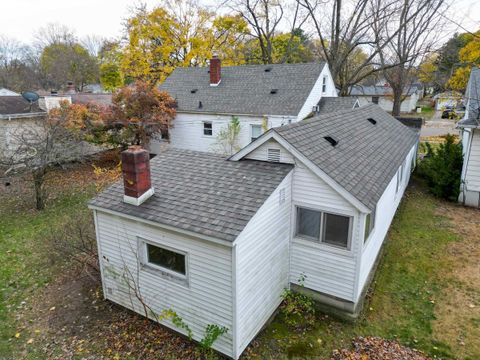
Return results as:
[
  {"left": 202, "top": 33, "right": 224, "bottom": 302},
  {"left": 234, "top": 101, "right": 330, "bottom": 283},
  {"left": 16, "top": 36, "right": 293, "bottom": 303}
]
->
[
  {"left": 210, "top": 55, "right": 221, "bottom": 86},
  {"left": 66, "top": 81, "right": 76, "bottom": 94},
  {"left": 121, "top": 146, "right": 154, "bottom": 206}
]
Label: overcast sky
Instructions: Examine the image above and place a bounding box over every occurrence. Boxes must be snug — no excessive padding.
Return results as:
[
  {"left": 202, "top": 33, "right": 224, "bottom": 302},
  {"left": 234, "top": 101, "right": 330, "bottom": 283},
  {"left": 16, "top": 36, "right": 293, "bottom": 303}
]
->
[{"left": 1, "top": 0, "right": 479, "bottom": 44}]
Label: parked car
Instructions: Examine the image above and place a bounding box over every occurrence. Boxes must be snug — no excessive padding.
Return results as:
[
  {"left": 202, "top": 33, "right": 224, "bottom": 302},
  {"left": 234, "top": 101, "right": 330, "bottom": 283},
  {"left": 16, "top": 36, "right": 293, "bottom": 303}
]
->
[{"left": 441, "top": 106, "right": 456, "bottom": 119}]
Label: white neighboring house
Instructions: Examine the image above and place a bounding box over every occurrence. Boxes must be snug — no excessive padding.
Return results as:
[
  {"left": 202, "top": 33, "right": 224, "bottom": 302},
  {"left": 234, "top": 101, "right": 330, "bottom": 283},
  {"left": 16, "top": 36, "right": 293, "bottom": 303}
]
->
[
  {"left": 0, "top": 88, "right": 20, "bottom": 96},
  {"left": 457, "top": 68, "right": 480, "bottom": 207},
  {"left": 89, "top": 104, "right": 419, "bottom": 359},
  {"left": 350, "top": 85, "right": 419, "bottom": 113},
  {"left": 434, "top": 90, "right": 463, "bottom": 110},
  {"left": 152, "top": 56, "right": 338, "bottom": 154}
]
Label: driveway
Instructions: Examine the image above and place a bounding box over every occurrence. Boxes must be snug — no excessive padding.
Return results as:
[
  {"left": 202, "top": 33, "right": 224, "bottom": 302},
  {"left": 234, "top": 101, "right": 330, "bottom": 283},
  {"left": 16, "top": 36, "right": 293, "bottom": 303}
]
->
[{"left": 420, "top": 110, "right": 459, "bottom": 138}]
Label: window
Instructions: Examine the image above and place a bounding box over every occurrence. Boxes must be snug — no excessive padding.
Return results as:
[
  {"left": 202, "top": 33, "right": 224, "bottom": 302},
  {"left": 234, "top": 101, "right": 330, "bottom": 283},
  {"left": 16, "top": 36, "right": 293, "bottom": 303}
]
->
[
  {"left": 364, "top": 208, "right": 376, "bottom": 243},
  {"left": 372, "top": 96, "right": 379, "bottom": 104},
  {"left": 203, "top": 122, "right": 212, "bottom": 136},
  {"left": 251, "top": 124, "right": 263, "bottom": 142},
  {"left": 146, "top": 243, "right": 186, "bottom": 276},
  {"left": 322, "top": 76, "right": 327, "bottom": 92},
  {"left": 267, "top": 148, "right": 280, "bottom": 162},
  {"left": 396, "top": 164, "right": 403, "bottom": 194},
  {"left": 296, "top": 207, "right": 352, "bottom": 249}
]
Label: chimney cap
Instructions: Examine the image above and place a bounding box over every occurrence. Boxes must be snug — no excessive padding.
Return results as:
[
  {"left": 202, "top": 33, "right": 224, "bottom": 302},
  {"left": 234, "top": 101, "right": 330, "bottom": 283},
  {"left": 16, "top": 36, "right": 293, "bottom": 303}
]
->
[{"left": 126, "top": 145, "right": 145, "bottom": 152}]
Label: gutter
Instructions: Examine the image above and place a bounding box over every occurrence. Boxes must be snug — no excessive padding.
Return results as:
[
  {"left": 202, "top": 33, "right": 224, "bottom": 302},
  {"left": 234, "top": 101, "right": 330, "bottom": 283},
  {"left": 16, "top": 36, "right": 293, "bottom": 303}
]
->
[{"left": 0, "top": 112, "right": 47, "bottom": 120}]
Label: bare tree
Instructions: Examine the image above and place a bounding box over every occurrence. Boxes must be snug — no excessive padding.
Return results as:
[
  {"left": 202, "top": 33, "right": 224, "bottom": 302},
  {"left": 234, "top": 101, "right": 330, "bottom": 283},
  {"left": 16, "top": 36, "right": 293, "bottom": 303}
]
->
[
  {"left": 374, "top": 0, "right": 448, "bottom": 115},
  {"left": 81, "top": 34, "right": 107, "bottom": 57},
  {"left": 33, "top": 23, "right": 77, "bottom": 49}
]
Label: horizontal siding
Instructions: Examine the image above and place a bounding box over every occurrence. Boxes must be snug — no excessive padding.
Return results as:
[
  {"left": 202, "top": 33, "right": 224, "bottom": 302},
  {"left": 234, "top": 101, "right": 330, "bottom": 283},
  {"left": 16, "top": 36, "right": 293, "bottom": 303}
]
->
[
  {"left": 290, "top": 164, "right": 359, "bottom": 301},
  {"left": 358, "top": 144, "right": 417, "bottom": 299},
  {"left": 96, "top": 212, "right": 234, "bottom": 357},
  {"left": 465, "top": 130, "right": 480, "bottom": 191},
  {"left": 235, "top": 172, "right": 292, "bottom": 356},
  {"left": 244, "top": 139, "right": 295, "bottom": 163}
]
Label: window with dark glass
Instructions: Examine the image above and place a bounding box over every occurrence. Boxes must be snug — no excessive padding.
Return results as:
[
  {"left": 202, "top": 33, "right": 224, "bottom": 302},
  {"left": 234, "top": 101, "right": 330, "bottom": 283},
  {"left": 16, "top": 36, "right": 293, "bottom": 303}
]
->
[
  {"left": 251, "top": 125, "right": 263, "bottom": 142},
  {"left": 372, "top": 96, "right": 379, "bottom": 104},
  {"left": 296, "top": 207, "right": 351, "bottom": 249},
  {"left": 322, "top": 76, "right": 327, "bottom": 92},
  {"left": 364, "top": 208, "right": 376, "bottom": 243},
  {"left": 203, "top": 122, "right": 212, "bottom": 136},
  {"left": 146, "top": 243, "right": 186, "bottom": 275}
]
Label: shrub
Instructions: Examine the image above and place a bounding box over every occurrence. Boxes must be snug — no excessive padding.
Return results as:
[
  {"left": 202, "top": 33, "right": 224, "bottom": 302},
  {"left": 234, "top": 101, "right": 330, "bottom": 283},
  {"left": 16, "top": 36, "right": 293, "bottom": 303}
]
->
[
  {"left": 417, "top": 134, "right": 463, "bottom": 201},
  {"left": 280, "top": 274, "right": 316, "bottom": 330}
]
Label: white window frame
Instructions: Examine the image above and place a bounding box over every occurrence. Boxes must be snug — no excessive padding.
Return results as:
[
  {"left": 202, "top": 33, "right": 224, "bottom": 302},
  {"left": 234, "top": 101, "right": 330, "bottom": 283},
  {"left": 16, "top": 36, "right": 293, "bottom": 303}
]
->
[
  {"left": 138, "top": 237, "right": 189, "bottom": 284},
  {"left": 203, "top": 121, "right": 213, "bottom": 136},
  {"left": 364, "top": 206, "right": 376, "bottom": 244},
  {"left": 294, "top": 205, "right": 353, "bottom": 251},
  {"left": 251, "top": 124, "right": 263, "bottom": 142},
  {"left": 322, "top": 75, "right": 328, "bottom": 93}
]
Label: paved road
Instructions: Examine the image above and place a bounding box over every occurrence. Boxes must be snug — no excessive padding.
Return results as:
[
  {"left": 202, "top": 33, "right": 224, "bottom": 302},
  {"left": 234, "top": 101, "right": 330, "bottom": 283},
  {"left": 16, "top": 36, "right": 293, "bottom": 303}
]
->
[{"left": 420, "top": 111, "right": 459, "bottom": 138}]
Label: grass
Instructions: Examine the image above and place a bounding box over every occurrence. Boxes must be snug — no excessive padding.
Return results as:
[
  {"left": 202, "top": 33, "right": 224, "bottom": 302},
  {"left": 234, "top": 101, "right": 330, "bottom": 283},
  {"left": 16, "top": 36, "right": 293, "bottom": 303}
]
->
[{"left": 250, "top": 180, "right": 464, "bottom": 359}]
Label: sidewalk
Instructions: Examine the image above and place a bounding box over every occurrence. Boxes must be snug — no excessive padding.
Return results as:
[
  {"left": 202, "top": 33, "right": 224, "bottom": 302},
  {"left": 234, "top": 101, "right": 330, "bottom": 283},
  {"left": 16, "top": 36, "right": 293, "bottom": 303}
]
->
[{"left": 420, "top": 110, "right": 459, "bottom": 138}]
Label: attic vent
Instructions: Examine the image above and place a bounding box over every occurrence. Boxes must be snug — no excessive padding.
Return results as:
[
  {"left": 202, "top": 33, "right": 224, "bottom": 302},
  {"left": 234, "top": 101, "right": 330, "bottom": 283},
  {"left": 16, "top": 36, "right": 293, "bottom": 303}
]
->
[
  {"left": 367, "top": 117, "right": 377, "bottom": 125},
  {"left": 265, "top": 67, "right": 272, "bottom": 72},
  {"left": 270, "top": 89, "right": 278, "bottom": 94},
  {"left": 191, "top": 89, "right": 198, "bottom": 93},
  {"left": 324, "top": 136, "right": 338, "bottom": 147},
  {"left": 267, "top": 148, "right": 281, "bottom": 162}
]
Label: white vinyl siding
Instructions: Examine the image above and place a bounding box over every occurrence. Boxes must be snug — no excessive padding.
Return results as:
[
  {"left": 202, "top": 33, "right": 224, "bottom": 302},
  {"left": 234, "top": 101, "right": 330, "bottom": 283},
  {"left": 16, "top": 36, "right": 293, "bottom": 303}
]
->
[
  {"left": 244, "top": 139, "right": 295, "bottom": 163},
  {"left": 290, "top": 163, "right": 360, "bottom": 301},
  {"left": 94, "top": 211, "right": 234, "bottom": 357},
  {"left": 464, "top": 129, "right": 480, "bottom": 192},
  {"left": 234, "top": 172, "right": 292, "bottom": 357},
  {"left": 357, "top": 144, "right": 417, "bottom": 300}
]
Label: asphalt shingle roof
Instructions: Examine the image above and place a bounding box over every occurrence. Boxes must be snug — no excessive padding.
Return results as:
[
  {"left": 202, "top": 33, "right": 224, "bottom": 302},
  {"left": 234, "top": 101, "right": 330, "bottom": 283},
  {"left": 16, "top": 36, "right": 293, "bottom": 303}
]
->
[
  {"left": 89, "top": 149, "right": 293, "bottom": 242},
  {"left": 350, "top": 85, "right": 417, "bottom": 97},
  {"left": 317, "top": 96, "right": 359, "bottom": 113},
  {"left": 71, "top": 94, "right": 112, "bottom": 106},
  {"left": 274, "top": 104, "right": 419, "bottom": 210},
  {"left": 0, "top": 96, "right": 45, "bottom": 115},
  {"left": 159, "top": 62, "right": 326, "bottom": 116},
  {"left": 458, "top": 67, "right": 480, "bottom": 128}
]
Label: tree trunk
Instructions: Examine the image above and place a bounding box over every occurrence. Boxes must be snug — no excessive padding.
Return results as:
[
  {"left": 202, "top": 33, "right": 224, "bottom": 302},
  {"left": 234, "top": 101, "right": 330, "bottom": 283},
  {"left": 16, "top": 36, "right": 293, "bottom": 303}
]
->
[
  {"left": 33, "top": 169, "right": 46, "bottom": 210},
  {"left": 392, "top": 87, "right": 403, "bottom": 116}
]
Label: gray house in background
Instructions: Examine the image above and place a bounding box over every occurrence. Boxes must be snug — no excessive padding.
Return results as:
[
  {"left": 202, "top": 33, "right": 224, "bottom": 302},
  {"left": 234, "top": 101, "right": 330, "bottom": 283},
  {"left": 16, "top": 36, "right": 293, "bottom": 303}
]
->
[{"left": 350, "top": 85, "right": 419, "bottom": 113}]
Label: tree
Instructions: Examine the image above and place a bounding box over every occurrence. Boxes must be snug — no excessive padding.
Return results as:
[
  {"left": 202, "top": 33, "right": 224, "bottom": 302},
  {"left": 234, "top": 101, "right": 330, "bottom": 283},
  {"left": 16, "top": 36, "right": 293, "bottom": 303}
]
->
[
  {"left": 447, "top": 31, "right": 480, "bottom": 91},
  {"left": 215, "top": 116, "right": 241, "bottom": 155},
  {"left": 40, "top": 42, "right": 99, "bottom": 91},
  {"left": 100, "top": 63, "right": 123, "bottom": 91},
  {"left": 69, "top": 81, "right": 177, "bottom": 148},
  {"left": 1, "top": 103, "right": 91, "bottom": 210}
]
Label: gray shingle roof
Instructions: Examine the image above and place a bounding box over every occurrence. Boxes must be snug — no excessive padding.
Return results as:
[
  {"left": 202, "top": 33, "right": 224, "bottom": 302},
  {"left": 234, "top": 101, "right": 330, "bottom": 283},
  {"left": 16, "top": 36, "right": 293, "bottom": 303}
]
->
[
  {"left": 89, "top": 149, "right": 293, "bottom": 242},
  {"left": 317, "top": 96, "right": 359, "bottom": 113},
  {"left": 159, "top": 62, "right": 326, "bottom": 116},
  {"left": 350, "top": 85, "right": 417, "bottom": 97},
  {"left": 71, "top": 94, "right": 112, "bottom": 106},
  {"left": 0, "top": 96, "right": 45, "bottom": 115},
  {"left": 457, "top": 67, "right": 480, "bottom": 128},
  {"left": 274, "top": 104, "right": 419, "bottom": 210}
]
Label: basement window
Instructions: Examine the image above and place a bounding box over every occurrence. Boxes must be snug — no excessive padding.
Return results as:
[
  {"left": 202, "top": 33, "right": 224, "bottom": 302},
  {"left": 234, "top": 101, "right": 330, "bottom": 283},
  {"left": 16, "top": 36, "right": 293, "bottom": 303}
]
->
[
  {"left": 203, "top": 121, "right": 212, "bottom": 136},
  {"left": 267, "top": 148, "right": 281, "bottom": 162},
  {"left": 296, "top": 207, "right": 352, "bottom": 250}
]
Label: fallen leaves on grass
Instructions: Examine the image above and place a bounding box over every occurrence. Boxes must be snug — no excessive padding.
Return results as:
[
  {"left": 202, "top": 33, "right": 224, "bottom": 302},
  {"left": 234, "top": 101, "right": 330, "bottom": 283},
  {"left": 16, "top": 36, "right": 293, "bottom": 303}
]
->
[{"left": 331, "top": 337, "right": 431, "bottom": 360}]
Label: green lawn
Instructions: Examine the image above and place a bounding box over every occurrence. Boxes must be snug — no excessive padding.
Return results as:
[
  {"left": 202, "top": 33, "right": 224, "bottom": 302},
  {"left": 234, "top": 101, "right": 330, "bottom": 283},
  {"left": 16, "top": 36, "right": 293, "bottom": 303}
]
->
[{"left": 1, "top": 172, "right": 478, "bottom": 359}]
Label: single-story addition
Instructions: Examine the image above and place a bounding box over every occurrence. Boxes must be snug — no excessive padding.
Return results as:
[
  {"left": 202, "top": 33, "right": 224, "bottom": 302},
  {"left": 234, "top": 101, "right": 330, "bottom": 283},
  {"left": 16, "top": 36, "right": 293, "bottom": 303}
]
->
[
  {"left": 154, "top": 56, "right": 338, "bottom": 155},
  {"left": 349, "top": 85, "right": 419, "bottom": 113},
  {"left": 315, "top": 96, "right": 360, "bottom": 114},
  {"left": 89, "top": 104, "right": 419, "bottom": 359},
  {"left": 457, "top": 67, "right": 480, "bottom": 207}
]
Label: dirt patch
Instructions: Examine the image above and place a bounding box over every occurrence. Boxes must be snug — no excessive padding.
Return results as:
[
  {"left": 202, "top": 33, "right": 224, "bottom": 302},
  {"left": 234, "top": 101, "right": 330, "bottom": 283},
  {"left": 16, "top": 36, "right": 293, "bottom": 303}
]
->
[{"left": 433, "top": 203, "right": 480, "bottom": 359}]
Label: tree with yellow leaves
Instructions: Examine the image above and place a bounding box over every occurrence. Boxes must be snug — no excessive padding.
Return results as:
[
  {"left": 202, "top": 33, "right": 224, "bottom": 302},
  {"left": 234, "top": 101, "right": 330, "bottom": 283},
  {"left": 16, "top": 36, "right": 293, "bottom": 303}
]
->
[{"left": 448, "top": 31, "right": 480, "bottom": 91}]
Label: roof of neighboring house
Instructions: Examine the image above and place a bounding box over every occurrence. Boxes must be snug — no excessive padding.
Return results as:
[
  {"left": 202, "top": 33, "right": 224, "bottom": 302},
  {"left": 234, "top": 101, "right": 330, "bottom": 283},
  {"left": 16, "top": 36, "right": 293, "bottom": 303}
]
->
[
  {"left": 71, "top": 93, "right": 112, "bottom": 106},
  {"left": 317, "top": 96, "right": 360, "bottom": 113},
  {"left": 433, "top": 90, "right": 462, "bottom": 99},
  {"left": 159, "top": 62, "right": 326, "bottom": 116},
  {"left": 0, "top": 96, "right": 45, "bottom": 115},
  {"left": 350, "top": 85, "right": 417, "bottom": 97},
  {"left": 457, "top": 68, "right": 480, "bottom": 128},
  {"left": 89, "top": 149, "right": 293, "bottom": 242},
  {"left": 0, "top": 88, "right": 20, "bottom": 96},
  {"left": 273, "top": 104, "right": 419, "bottom": 210}
]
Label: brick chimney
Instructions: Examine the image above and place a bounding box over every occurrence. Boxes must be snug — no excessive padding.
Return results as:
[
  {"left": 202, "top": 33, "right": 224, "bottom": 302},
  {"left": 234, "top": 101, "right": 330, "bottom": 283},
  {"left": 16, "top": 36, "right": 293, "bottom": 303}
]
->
[
  {"left": 210, "top": 55, "right": 221, "bottom": 86},
  {"left": 121, "top": 146, "right": 154, "bottom": 206}
]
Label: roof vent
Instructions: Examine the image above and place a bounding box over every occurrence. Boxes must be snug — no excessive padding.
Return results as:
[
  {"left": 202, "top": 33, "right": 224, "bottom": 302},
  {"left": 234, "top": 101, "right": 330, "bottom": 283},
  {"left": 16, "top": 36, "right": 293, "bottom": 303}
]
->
[
  {"left": 367, "top": 117, "right": 377, "bottom": 125},
  {"left": 324, "top": 136, "right": 338, "bottom": 147},
  {"left": 267, "top": 148, "right": 281, "bottom": 162},
  {"left": 265, "top": 67, "right": 272, "bottom": 72},
  {"left": 191, "top": 89, "right": 198, "bottom": 94},
  {"left": 198, "top": 101, "right": 203, "bottom": 109},
  {"left": 270, "top": 89, "right": 278, "bottom": 94}
]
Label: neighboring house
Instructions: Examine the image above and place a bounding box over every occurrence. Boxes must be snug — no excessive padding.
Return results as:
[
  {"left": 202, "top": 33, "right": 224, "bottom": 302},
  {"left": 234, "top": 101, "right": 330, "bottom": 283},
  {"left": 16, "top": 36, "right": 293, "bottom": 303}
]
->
[
  {"left": 350, "top": 85, "right": 419, "bottom": 113},
  {"left": 457, "top": 68, "right": 480, "bottom": 207},
  {"left": 89, "top": 104, "right": 419, "bottom": 359},
  {"left": 38, "top": 93, "right": 113, "bottom": 112},
  {"left": 434, "top": 90, "right": 463, "bottom": 110},
  {"left": 155, "top": 56, "right": 337, "bottom": 154},
  {"left": 0, "top": 88, "right": 20, "bottom": 96},
  {"left": 316, "top": 96, "right": 360, "bottom": 113}
]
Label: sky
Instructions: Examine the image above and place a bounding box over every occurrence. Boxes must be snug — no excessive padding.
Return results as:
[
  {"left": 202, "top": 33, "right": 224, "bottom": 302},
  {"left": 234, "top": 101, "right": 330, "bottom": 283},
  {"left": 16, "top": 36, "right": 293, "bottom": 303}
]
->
[{"left": 0, "top": 0, "right": 479, "bottom": 44}]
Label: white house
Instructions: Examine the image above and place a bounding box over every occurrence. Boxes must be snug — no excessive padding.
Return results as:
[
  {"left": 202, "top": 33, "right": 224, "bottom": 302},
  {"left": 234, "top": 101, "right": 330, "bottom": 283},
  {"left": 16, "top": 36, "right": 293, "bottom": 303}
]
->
[
  {"left": 89, "top": 104, "right": 419, "bottom": 359},
  {"left": 350, "top": 85, "right": 419, "bottom": 113},
  {"left": 153, "top": 56, "right": 338, "bottom": 154},
  {"left": 457, "top": 68, "right": 480, "bottom": 207},
  {"left": 0, "top": 88, "right": 20, "bottom": 96},
  {"left": 434, "top": 90, "right": 463, "bottom": 110}
]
